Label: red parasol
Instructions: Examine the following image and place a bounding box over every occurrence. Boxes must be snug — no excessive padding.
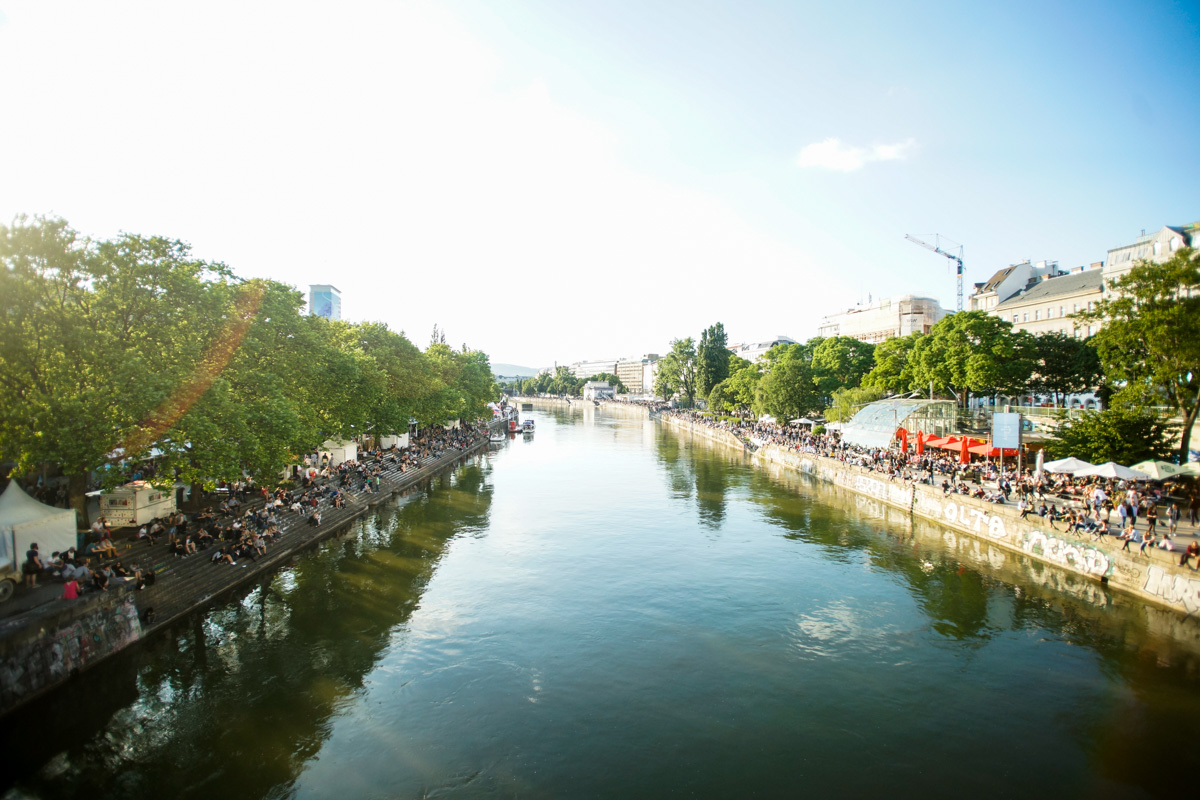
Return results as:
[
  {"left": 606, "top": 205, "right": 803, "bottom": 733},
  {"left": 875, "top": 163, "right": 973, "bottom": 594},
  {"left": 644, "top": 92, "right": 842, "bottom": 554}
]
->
[
  {"left": 968, "top": 443, "right": 1019, "bottom": 458},
  {"left": 916, "top": 431, "right": 925, "bottom": 456}
]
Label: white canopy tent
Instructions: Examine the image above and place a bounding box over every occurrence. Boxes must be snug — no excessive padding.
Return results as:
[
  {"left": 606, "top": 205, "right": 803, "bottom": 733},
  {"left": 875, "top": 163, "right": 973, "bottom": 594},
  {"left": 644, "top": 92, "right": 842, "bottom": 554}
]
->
[
  {"left": 1042, "top": 457, "right": 1095, "bottom": 474},
  {"left": 1073, "top": 462, "right": 1151, "bottom": 480},
  {"left": 0, "top": 482, "right": 77, "bottom": 572}
]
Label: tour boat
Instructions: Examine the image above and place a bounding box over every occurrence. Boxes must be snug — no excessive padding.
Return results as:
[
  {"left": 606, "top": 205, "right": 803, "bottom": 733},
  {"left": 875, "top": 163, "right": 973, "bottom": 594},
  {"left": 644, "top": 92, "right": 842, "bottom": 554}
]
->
[{"left": 522, "top": 420, "right": 535, "bottom": 433}]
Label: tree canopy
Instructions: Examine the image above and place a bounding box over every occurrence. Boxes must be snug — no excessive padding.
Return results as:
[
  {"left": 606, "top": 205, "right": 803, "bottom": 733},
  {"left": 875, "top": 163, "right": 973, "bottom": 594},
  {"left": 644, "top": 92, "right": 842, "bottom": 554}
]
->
[{"left": 0, "top": 215, "right": 497, "bottom": 524}]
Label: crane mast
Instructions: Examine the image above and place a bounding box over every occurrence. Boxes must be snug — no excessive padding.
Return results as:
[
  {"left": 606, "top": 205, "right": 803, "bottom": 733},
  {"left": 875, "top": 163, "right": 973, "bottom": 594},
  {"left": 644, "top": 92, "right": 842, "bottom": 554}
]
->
[{"left": 905, "top": 234, "right": 964, "bottom": 312}]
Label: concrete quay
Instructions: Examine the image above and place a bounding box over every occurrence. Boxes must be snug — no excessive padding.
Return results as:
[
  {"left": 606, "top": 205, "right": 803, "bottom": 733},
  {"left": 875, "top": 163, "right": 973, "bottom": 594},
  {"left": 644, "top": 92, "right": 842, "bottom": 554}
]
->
[
  {"left": 651, "top": 405, "right": 1200, "bottom": 622},
  {"left": 0, "top": 425, "right": 499, "bottom": 717}
]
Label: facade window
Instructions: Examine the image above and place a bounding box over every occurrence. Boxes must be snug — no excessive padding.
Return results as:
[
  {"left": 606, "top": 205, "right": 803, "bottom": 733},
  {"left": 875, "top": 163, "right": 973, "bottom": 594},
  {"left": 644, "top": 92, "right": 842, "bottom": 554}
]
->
[
  {"left": 1047, "top": 308, "right": 1053, "bottom": 319},
  {"left": 1154, "top": 241, "right": 1162, "bottom": 256},
  {"left": 1023, "top": 312, "right": 1029, "bottom": 322},
  {"left": 1034, "top": 309, "right": 1040, "bottom": 320},
  {"left": 1088, "top": 301, "right": 1094, "bottom": 312},
  {"left": 1059, "top": 305, "right": 1065, "bottom": 317},
  {"left": 1073, "top": 303, "right": 1079, "bottom": 312},
  {"left": 1012, "top": 313, "right": 1019, "bottom": 323}
]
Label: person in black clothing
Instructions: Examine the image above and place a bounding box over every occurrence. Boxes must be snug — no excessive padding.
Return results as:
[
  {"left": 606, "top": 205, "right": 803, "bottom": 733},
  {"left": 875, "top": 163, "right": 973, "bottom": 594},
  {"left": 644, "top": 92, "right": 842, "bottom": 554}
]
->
[{"left": 23, "top": 543, "right": 43, "bottom": 589}]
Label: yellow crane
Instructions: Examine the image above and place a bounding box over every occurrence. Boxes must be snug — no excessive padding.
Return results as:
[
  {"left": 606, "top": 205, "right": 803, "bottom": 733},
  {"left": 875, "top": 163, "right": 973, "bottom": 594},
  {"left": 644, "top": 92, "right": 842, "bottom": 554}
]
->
[{"left": 905, "top": 234, "right": 964, "bottom": 312}]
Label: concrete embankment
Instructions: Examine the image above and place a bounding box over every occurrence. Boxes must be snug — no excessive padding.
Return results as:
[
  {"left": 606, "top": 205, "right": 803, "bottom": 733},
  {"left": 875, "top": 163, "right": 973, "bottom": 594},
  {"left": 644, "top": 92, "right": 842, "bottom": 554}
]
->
[
  {"left": 0, "top": 430, "right": 496, "bottom": 717},
  {"left": 608, "top": 402, "right": 1200, "bottom": 622}
]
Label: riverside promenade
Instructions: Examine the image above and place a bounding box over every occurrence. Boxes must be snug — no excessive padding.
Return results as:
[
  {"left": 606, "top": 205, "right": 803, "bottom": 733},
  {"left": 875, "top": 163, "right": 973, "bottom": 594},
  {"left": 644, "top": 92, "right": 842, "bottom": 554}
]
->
[
  {"left": 0, "top": 421, "right": 501, "bottom": 717},
  {"left": 518, "top": 397, "right": 1200, "bottom": 628}
]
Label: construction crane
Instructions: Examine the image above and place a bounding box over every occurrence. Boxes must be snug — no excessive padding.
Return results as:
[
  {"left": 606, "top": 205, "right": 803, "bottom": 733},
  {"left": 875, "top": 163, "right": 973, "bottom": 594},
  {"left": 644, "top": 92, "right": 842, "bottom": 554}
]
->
[{"left": 905, "top": 234, "right": 964, "bottom": 312}]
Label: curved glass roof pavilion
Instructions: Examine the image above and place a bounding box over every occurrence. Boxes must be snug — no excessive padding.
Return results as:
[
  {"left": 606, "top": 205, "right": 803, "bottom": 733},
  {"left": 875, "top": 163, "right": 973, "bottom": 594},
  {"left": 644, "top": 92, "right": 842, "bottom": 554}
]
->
[{"left": 840, "top": 399, "right": 958, "bottom": 449}]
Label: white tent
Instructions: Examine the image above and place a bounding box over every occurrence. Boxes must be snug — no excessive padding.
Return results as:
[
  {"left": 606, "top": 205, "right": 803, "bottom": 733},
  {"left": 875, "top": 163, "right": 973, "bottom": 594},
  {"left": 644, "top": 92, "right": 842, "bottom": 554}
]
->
[
  {"left": 0, "top": 482, "right": 77, "bottom": 572},
  {"left": 1073, "top": 462, "right": 1151, "bottom": 480},
  {"left": 1042, "top": 457, "right": 1095, "bottom": 474}
]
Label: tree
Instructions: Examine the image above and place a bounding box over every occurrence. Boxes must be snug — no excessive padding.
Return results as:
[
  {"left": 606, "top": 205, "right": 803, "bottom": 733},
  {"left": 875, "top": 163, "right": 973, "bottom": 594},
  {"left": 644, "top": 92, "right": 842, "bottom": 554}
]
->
[
  {"left": 696, "top": 322, "right": 731, "bottom": 398},
  {"left": 826, "top": 385, "right": 885, "bottom": 423},
  {"left": 1044, "top": 406, "right": 1176, "bottom": 464},
  {"left": 1029, "top": 331, "right": 1102, "bottom": 407},
  {"left": 908, "top": 312, "right": 1032, "bottom": 406},
  {"left": 1077, "top": 248, "right": 1200, "bottom": 463},
  {"left": 753, "top": 344, "right": 821, "bottom": 421},
  {"left": 587, "top": 372, "right": 627, "bottom": 393},
  {"left": 811, "top": 336, "right": 876, "bottom": 398},
  {"left": 864, "top": 333, "right": 921, "bottom": 394},
  {"left": 656, "top": 338, "right": 698, "bottom": 405},
  {"left": 0, "top": 216, "right": 237, "bottom": 524}
]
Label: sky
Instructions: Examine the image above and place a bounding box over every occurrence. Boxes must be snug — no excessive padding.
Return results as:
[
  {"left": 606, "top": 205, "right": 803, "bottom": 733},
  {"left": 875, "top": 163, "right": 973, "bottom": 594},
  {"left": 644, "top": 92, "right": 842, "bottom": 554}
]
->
[{"left": 1, "top": 0, "right": 1198, "bottom": 370}]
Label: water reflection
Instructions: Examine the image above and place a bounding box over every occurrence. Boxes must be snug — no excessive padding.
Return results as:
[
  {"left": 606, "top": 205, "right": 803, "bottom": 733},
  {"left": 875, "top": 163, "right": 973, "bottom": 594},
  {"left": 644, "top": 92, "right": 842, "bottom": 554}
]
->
[{"left": 3, "top": 463, "right": 492, "bottom": 799}]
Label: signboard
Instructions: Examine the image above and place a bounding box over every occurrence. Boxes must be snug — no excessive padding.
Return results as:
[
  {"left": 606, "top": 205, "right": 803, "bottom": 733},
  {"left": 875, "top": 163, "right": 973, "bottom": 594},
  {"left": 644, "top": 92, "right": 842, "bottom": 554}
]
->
[{"left": 992, "top": 412, "right": 1022, "bottom": 450}]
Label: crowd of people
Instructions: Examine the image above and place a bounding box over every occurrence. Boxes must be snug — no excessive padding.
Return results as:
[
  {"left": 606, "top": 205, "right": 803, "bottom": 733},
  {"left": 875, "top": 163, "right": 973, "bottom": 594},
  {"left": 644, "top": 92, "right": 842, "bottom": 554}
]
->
[
  {"left": 16, "top": 423, "right": 492, "bottom": 603},
  {"left": 636, "top": 402, "right": 1200, "bottom": 568}
]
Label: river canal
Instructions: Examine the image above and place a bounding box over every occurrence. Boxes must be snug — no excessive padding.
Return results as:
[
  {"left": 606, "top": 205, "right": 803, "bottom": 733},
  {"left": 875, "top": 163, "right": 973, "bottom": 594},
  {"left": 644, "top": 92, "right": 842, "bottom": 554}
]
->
[{"left": 4, "top": 407, "right": 1200, "bottom": 799}]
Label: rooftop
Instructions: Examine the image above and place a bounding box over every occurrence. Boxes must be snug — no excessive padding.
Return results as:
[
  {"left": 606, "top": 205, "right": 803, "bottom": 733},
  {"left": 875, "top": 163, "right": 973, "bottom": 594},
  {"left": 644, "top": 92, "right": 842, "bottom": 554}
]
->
[{"left": 993, "top": 269, "right": 1103, "bottom": 310}]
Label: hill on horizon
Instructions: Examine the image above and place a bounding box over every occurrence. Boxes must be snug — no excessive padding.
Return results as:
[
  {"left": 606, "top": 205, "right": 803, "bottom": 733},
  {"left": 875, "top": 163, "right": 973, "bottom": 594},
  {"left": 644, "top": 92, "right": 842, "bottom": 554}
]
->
[{"left": 492, "top": 363, "right": 542, "bottom": 378}]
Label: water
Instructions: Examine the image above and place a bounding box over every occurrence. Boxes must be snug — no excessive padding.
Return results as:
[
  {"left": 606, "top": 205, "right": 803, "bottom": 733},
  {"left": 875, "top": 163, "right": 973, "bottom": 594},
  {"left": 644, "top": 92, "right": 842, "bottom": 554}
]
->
[{"left": 5, "top": 408, "right": 1200, "bottom": 799}]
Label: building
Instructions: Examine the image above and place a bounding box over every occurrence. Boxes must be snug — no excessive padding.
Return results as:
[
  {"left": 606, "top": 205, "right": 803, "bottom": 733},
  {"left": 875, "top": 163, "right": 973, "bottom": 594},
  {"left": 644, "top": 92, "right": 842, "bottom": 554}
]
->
[
  {"left": 582, "top": 381, "right": 614, "bottom": 401},
  {"left": 643, "top": 359, "right": 660, "bottom": 397},
  {"left": 570, "top": 359, "right": 618, "bottom": 380},
  {"left": 1104, "top": 224, "right": 1198, "bottom": 283},
  {"left": 308, "top": 284, "right": 342, "bottom": 321},
  {"left": 816, "top": 295, "right": 946, "bottom": 344},
  {"left": 968, "top": 260, "right": 1064, "bottom": 312},
  {"left": 731, "top": 336, "right": 797, "bottom": 362},
  {"left": 991, "top": 265, "right": 1105, "bottom": 337},
  {"left": 616, "top": 354, "right": 658, "bottom": 394}
]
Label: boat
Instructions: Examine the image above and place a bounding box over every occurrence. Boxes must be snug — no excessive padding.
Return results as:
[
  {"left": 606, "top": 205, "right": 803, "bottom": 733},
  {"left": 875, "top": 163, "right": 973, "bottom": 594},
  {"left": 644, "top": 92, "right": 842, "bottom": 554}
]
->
[
  {"left": 489, "top": 432, "right": 507, "bottom": 445},
  {"left": 522, "top": 420, "right": 535, "bottom": 434}
]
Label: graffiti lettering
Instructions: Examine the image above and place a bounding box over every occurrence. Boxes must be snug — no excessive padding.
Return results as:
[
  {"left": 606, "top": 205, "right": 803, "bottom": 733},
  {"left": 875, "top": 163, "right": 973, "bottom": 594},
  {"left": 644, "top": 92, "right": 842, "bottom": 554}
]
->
[{"left": 1143, "top": 566, "right": 1200, "bottom": 614}]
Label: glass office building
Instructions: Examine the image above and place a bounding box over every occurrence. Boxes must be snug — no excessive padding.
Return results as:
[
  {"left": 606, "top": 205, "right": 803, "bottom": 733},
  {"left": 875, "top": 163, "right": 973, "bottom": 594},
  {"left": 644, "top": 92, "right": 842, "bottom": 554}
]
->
[{"left": 309, "top": 284, "right": 342, "bottom": 321}]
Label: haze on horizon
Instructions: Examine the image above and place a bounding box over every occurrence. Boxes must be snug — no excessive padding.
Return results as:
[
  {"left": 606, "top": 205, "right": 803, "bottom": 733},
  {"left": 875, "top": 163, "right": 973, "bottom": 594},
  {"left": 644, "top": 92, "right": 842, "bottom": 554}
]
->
[{"left": 1, "top": 0, "right": 1197, "bottom": 369}]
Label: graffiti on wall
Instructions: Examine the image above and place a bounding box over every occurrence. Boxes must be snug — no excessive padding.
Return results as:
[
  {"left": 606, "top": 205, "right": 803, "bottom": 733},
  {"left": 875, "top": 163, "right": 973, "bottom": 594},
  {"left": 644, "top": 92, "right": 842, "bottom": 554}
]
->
[
  {"left": 915, "top": 492, "right": 1113, "bottom": 578},
  {"left": 0, "top": 597, "right": 142, "bottom": 711},
  {"left": 1144, "top": 566, "right": 1200, "bottom": 614}
]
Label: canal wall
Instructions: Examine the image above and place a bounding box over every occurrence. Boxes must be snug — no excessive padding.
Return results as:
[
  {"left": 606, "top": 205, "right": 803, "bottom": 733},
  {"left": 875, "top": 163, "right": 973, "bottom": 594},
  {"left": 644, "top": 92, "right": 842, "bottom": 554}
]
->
[
  {"left": 597, "top": 404, "right": 1200, "bottom": 621},
  {"left": 754, "top": 444, "right": 1200, "bottom": 618},
  {"left": 0, "top": 430, "right": 496, "bottom": 717}
]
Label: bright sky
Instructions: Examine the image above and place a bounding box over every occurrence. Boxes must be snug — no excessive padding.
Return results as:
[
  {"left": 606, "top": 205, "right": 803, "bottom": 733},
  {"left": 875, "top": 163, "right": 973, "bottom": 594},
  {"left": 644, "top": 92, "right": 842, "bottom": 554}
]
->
[{"left": 2, "top": 1, "right": 1198, "bottom": 370}]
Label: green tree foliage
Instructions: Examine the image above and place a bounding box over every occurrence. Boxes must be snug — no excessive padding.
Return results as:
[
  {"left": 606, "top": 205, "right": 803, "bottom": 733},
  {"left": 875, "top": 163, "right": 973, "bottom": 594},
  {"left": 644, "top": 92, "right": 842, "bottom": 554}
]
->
[
  {"left": 588, "top": 372, "right": 628, "bottom": 393},
  {"left": 0, "top": 216, "right": 498, "bottom": 524},
  {"left": 826, "top": 385, "right": 885, "bottom": 423},
  {"left": 708, "top": 356, "right": 759, "bottom": 413},
  {"left": 863, "top": 333, "right": 921, "bottom": 394},
  {"left": 696, "top": 322, "right": 730, "bottom": 398},
  {"left": 811, "top": 336, "right": 876, "bottom": 397},
  {"left": 908, "top": 312, "right": 1032, "bottom": 405},
  {"left": 548, "top": 366, "right": 582, "bottom": 396},
  {"left": 656, "top": 338, "right": 698, "bottom": 405},
  {"left": 1044, "top": 406, "right": 1176, "bottom": 464},
  {"left": 1077, "top": 248, "right": 1200, "bottom": 462},
  {"left": 1029, "top": 331, "right": 1102, "bottom": 407},
  {"left": 753, "top": 344, "right": 821, "bottom": 420}
]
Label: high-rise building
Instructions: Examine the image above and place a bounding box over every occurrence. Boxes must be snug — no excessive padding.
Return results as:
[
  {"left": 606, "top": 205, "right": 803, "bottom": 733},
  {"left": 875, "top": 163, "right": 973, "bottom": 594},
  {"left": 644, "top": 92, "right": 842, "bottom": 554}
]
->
[
  {"left": 309, "top": 284, "right": 342, "bottom": 321},
  {"left": 616, "top": 354, "right": 659, "bottom": 393}
]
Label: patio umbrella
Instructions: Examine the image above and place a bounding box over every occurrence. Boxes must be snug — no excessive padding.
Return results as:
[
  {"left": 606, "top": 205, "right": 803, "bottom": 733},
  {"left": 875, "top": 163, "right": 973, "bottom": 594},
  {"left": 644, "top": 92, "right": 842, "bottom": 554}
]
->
[
  {"left": 926, "top": 436, "right": 957, "bottom": 450},
  {"left": 969, "top": 443, "right": 1019, "bottom": 458},
  {"left": 1072, "top": 462, "right": 1151, "bottom": 480},
  {"left": 897, "top": 427, "right": 908, "bottom": 452},
  {"left": 1178, "top": 462, "right": 1200, "bottom": 477},
  {"left": 959, "top": 437, "right": 971, "bottom": 464},
  {"left": 916, "top": 431, "right": 925, "bottom": 456},
  {"left": 1035, "top": 448, "right": 1044, "bottom": 479},
  {"left": 1129, "top": 460, "right": 1186, "bottom": 480},
  {"left": 1042, "top": 457, "right": 1095, "bottom": 474}
]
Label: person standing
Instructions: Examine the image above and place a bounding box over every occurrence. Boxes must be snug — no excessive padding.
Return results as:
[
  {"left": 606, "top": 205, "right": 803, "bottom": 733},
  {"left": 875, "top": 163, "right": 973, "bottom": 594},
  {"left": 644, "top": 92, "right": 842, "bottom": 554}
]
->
[
  {"left": 1145, "top": 502, "right": 1159, "bottom": 537},
  {"left": 1167, "top": 503, "right": 1180, "bottom": 536},
  {"left": 23, "top": 543, "right": 43, "bottom": 589}
]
